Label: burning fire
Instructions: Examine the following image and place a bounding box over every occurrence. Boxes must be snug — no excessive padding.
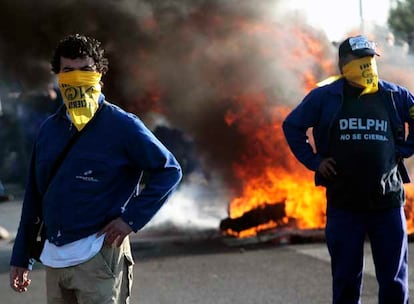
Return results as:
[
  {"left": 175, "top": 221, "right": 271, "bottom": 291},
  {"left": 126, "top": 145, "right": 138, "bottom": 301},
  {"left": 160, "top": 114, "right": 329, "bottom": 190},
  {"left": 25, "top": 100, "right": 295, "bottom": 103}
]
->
[
  {"left": 224, "top": 102, "right": 328, "bottom": 238},
  {"left": 403, "top": 185, "right": 414, "bottom": 233},
  {"left": 221, "top": 26, "right": 334, "bottom": 238}
]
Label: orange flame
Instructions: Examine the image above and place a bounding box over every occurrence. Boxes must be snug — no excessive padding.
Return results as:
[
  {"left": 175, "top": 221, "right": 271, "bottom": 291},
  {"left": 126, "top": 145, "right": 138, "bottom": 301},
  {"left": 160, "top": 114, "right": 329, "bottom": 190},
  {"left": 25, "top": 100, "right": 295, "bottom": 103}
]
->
[
  {"left": 225, "top": 103, "right": 327, "bottom": 238},
  {"left": 222, "top": 25, "right": 334, "bottom": 238}
]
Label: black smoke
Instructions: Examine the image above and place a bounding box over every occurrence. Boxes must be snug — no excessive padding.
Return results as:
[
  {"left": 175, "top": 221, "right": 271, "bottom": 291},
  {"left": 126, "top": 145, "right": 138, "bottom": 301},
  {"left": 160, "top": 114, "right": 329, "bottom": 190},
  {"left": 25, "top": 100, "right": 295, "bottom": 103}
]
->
[{"left": 0, "top": 0, "right": 334, "bottom": 192}]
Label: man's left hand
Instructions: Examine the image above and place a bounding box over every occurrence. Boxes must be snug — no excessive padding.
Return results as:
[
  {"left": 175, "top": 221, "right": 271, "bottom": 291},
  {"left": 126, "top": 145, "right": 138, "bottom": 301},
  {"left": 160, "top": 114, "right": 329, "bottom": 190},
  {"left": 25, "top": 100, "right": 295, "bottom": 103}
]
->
[{"left": 98, "top": 217, "right": 133, "bottom": 247}]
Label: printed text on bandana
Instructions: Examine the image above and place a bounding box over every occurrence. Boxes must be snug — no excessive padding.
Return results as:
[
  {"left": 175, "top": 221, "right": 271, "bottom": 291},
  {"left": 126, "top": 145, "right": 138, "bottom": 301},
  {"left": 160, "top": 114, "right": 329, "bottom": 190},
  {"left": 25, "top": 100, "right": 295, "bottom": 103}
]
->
[
  {"left": 338, "top": 118, "right": 388, "bottom": 141},
  {"left": 61, "top": 84, "right": 96, "bottom": 109}
]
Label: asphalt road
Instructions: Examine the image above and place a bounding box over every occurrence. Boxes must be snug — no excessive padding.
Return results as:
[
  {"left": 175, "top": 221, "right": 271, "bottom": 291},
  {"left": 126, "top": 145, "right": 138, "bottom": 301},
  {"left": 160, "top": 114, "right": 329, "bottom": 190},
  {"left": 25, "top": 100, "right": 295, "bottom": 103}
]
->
[{"left": 1, "top": 198, "right": 413, "bottom": 304}]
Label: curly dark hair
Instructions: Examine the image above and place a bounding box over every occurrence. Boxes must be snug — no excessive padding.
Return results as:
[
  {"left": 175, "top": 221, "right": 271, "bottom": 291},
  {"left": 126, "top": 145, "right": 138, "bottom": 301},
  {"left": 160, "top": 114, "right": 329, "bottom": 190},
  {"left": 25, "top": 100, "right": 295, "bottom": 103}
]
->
[{"left": 51, "top": 34, "right": 109, "bottom": 74}]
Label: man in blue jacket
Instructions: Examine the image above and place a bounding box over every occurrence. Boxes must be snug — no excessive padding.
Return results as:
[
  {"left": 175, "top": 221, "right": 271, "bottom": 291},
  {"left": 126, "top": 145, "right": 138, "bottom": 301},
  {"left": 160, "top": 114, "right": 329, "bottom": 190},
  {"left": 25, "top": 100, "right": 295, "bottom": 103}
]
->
[
  {"left": 9, "top": 34, "right": 182, "bottom": 303},
  {"left": 283, "top": 35, "right": 414, "bottom": 303}
]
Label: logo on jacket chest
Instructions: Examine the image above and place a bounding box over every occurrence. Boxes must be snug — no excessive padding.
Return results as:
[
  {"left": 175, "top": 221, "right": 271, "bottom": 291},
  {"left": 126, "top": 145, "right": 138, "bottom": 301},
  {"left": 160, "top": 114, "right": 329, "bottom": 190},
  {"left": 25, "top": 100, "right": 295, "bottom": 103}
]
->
[{"left": 75, "top": 169, "right": 99, "bottom": 182}]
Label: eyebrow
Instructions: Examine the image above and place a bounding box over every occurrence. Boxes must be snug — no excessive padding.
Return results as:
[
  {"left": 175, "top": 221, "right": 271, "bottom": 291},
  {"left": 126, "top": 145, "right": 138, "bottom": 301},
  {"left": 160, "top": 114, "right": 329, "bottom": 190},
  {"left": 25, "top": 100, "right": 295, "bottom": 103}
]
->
[{"left": 62, "top": 64, "right": 96, "bottom": 72}]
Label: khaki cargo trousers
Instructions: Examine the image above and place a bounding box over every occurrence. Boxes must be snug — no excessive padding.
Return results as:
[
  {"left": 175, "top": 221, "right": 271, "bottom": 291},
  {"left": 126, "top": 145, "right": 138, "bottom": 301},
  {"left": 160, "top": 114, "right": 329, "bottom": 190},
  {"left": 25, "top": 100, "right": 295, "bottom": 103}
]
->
[{"left": 45, "top": 237, "right": 134, "bottom": 304}]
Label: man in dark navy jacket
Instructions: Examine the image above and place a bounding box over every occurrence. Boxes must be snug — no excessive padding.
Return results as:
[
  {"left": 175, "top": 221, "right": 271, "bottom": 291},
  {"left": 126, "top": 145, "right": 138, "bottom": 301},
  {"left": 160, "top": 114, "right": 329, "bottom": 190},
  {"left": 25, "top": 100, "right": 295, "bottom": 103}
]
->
[{"left": 283, "top": 35, "right": 414, "bottom": 304}]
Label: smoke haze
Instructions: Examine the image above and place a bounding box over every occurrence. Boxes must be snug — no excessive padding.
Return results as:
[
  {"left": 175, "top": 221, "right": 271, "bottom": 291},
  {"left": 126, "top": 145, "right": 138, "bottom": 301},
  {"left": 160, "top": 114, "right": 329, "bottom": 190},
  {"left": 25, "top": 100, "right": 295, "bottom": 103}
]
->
[{"left": 4, "top": 1, "right": 413, "bottom": 229}]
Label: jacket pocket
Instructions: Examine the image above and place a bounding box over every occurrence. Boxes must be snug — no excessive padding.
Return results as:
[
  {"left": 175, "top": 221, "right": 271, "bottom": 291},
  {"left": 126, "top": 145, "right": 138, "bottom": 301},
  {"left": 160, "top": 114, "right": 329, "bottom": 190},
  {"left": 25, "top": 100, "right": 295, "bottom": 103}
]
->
[{"left": 69, "top": 155, "right": 112, "bottom": 194}]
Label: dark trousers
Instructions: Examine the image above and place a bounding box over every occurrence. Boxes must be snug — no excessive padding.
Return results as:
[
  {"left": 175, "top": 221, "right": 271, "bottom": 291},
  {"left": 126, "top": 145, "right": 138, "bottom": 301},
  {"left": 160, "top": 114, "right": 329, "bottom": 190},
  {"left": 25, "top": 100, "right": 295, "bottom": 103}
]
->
[{"left": 325, "top": 205, "right": 408, "bottom": 304}]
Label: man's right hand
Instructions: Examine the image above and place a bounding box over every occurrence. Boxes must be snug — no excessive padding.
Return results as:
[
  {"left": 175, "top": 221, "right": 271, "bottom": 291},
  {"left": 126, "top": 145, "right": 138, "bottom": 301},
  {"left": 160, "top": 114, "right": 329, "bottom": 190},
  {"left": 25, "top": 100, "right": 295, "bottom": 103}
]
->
[
  {"left": 10, "top": 266, "right": 31, "bottom": 293},
  {"left": 317, "top": 157, "right": 337, "bottom": 181}
]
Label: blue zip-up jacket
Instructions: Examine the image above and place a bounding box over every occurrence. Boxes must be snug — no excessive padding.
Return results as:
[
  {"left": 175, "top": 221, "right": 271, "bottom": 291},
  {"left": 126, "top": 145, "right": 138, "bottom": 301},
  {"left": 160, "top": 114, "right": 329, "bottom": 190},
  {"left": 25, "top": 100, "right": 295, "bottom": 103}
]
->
[
  {"left": 283, "top": 78, "right": 414, "bottom": 186},
  {"left": 11, "top": 98, "right": 182, "bottom": 268}
]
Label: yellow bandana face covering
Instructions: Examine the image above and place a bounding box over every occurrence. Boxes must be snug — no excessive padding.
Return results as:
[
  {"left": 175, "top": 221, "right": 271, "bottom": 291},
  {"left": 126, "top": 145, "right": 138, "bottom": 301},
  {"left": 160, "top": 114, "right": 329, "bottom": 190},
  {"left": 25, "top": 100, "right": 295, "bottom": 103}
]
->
[
  {"left": 342, "top": 56, "right": 378, "bottom": 95},
  {"left": 58, "top": 70, "right": 102, "bottom": 131}
]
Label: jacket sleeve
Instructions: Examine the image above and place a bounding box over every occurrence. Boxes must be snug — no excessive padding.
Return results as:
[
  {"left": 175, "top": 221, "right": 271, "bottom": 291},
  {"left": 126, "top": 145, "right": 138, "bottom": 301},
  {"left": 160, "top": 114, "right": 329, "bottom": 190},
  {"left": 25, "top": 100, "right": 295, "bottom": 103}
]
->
[
  {"left": 120, "top": 117, "right": 182, "bottom": 232},
  {"left": 282, "top": 90, "right": 323, "bottom": 172},
  {"left": 395, "top": 87, "right": 414, "bottom": 158},
  {"left": 10, "top": 147, "right": 42, "bottom": 268}
]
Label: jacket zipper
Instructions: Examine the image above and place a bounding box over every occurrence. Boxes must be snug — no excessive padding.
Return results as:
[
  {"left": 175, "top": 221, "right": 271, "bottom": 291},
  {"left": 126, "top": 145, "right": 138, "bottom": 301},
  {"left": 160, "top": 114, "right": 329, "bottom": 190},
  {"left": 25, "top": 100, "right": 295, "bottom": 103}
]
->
[
  {"left": 388, "top": 90, "right": 404, "bottom": 142},
  {"left": 36, "top": 221, "right": 44, "bottom": 242},
  {"left": 326, "top": 93, "right": 344, "bottom": 149},
  {"left": 121, "top": 171, "right": 144, "bottom": 213}
]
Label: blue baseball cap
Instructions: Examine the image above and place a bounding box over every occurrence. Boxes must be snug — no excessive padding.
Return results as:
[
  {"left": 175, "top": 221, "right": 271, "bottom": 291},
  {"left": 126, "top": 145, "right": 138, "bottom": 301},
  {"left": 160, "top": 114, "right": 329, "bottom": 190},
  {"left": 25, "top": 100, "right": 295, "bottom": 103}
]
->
[{"left": 339, "top": 35, "right": 380, "bottom": 58}]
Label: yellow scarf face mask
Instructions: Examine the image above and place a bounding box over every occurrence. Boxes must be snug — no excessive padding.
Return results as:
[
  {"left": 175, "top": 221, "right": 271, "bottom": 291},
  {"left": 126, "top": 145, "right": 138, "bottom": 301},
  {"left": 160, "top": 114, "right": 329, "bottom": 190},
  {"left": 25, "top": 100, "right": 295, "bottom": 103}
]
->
[
  {"left": 342, "top": 56, "right": 378, "bottom": 95},
  {"left": 58, "top": 70, "right": 102, "bottom": 131}
]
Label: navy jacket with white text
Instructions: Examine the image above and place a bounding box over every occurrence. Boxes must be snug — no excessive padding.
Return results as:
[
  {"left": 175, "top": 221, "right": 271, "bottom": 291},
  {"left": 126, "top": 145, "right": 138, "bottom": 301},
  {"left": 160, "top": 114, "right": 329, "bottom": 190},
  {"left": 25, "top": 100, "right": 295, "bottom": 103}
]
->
[{"left": 282, "top": 78, "right": 414, "bottom": 186}]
